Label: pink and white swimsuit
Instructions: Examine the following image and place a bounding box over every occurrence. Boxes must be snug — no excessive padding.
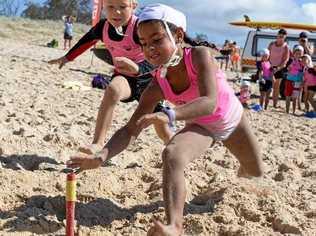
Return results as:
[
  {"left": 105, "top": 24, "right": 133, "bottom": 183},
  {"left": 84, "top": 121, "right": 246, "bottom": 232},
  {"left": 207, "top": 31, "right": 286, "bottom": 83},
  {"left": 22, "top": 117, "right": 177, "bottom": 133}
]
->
[
  {"left": 289, "top": 59, "right": 303, "bottom": 76},
  {"left": 261, "top": 61, "right": 273, "bottom": 80},
  {"left": 155, "top": 48, "right": 243, "bottom": 140},
  {"left": 304, "top": 70, "right": 316, "bottom": 86}
]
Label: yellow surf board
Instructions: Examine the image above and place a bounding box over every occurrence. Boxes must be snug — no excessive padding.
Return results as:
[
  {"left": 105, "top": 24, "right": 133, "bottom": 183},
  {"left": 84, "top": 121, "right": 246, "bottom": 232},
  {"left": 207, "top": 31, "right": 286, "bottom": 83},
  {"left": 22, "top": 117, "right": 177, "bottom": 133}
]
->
[{"left": 230, "top": 21, "right": 316, "bottom": 32}]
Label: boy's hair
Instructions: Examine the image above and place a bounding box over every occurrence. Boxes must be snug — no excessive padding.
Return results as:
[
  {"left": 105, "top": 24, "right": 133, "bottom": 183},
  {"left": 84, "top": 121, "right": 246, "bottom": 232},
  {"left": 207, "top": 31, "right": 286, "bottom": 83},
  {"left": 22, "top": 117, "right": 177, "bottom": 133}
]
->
[{"left": 103, "top": 0, "right": 137, "bottom": 5}]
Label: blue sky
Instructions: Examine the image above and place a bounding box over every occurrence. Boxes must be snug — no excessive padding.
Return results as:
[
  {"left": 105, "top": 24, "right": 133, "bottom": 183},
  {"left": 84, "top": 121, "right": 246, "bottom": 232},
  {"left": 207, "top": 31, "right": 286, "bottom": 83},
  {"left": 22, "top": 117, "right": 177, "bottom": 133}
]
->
[{"left": 21, "top": 0, "right": 316, "bottom": 46}]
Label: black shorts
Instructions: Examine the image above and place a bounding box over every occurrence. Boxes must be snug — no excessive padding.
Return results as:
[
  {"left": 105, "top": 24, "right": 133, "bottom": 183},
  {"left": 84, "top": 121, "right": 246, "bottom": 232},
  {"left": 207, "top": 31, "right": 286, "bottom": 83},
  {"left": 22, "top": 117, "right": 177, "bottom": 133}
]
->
[
  {"left": 106, "top": 59, "right": 164, "bottom": 112},
  {"left": 308, "top": 86, "right": 316, "bottom": 92},
  {"left": 64, "top": 32, "right": 73, "bottom": 40},
  {"left": 274, "top": 68, "right": 287, "bottom": 80},
  {"left": 115, "top": 60, "right": 155, "bottom": 103},
  {"left": 259, "top": 80, "right": 273, "bottom": 92}
]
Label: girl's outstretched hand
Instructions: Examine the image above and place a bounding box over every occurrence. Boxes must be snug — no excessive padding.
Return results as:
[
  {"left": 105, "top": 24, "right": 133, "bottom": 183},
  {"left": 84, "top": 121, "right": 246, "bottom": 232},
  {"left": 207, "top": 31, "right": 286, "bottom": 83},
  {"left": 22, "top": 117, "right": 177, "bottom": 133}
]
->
[
  {"left": 48, "top": 56, "right": 68, "bottom": 69},
  {"left": 137, "top": 112, "right": 169, "bottom": 130},
  {"left": 113, "top": 57, "right": 139, "bottom": 76},
  {"left": 66, "top": 153, "right": 102, "bottom": 173}
]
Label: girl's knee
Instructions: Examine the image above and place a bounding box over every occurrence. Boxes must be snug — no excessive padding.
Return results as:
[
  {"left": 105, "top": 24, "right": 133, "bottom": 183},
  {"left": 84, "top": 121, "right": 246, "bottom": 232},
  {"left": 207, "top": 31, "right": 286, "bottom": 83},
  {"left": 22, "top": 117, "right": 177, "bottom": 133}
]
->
[{"left": 162, "top": 145, "right": 185, "bottom": 170}]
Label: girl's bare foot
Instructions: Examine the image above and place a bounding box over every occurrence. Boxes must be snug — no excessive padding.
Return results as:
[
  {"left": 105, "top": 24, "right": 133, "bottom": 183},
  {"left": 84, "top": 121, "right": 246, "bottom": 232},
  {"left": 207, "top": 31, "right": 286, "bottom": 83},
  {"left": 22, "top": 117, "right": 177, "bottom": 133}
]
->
[
  {"left": 147, "top": 221, "right": 182, "bottom": 236},
  {"left": 237, "top": 165, "right": 252, "bottom": 178},
  {"left": 78, "top": 143, "right": 103, "bottom": 155}
]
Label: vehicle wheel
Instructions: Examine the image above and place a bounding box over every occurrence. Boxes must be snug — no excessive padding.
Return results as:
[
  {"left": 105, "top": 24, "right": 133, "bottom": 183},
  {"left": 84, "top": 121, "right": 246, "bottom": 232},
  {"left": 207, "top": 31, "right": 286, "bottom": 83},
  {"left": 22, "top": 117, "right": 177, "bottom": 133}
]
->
[{"left": 241, "top": 67, "right": 248, "bottom": 73}]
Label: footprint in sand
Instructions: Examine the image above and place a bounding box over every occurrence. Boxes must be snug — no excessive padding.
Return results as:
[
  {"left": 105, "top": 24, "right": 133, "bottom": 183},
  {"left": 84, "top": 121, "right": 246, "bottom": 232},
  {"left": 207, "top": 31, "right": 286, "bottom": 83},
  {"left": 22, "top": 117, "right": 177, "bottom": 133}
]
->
[{"left": 13, "top": 128, "right": 25, "bottom": 136}]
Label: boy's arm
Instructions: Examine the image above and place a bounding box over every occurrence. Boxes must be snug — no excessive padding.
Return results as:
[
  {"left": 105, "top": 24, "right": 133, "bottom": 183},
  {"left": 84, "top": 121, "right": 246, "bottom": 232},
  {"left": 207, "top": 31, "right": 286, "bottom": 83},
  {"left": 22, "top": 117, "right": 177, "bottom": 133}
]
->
[
  {"left": 65, "top": 19, "right": 106, "bottom": 61},
  {"left": 112, "top": 58, "right": 156, "bottom": 77}
]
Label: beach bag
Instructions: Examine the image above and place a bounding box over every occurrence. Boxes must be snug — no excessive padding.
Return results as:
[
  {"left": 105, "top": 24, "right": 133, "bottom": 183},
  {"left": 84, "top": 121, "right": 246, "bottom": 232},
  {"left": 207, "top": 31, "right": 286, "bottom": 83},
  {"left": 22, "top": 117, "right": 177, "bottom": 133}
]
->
[
  {"left": 91, "top": 74, "right": 111, "bottom": 89},
  {"left": 47, "top": 39, "right": 59, "bottom": 48}
]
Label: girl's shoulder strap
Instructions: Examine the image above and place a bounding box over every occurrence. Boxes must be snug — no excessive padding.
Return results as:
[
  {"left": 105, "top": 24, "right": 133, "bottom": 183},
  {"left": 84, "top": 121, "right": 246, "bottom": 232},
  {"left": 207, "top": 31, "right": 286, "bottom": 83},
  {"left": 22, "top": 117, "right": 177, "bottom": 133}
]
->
[{"left": 183, "top": 47, "right": 198, "bottom": 76}]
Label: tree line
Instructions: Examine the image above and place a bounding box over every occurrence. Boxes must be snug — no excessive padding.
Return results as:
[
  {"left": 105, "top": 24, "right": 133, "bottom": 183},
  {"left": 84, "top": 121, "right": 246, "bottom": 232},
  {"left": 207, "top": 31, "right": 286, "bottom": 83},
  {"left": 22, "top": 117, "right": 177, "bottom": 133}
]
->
[
  {"left": 0, "top": 0, "right": 92, "bottom": 24},
  {"left": 0, "top": 0, "right": 216, "bottom": 47}
]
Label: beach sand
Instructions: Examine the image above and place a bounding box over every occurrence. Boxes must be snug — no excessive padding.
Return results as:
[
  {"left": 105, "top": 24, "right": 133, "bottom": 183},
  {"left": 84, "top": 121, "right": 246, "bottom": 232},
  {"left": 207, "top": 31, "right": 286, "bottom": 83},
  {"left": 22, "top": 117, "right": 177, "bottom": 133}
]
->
[{"left": 0, "top": 17, "right": 315, "bottom": 235}]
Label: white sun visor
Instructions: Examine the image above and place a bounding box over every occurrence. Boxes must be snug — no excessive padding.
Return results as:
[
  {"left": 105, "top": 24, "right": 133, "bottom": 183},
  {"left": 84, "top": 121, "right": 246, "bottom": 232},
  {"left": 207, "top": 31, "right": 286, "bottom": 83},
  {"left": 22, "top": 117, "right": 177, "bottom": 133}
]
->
[{"left": 138, "top": 3, "right": 187, "bottom": 32}]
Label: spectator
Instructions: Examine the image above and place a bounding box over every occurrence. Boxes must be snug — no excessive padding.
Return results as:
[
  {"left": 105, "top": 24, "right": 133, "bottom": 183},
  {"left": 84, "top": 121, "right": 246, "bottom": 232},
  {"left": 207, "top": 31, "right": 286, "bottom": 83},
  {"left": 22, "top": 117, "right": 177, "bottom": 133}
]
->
[
  {"left": 268, "top": 29, "right": 290, "bottom": 108},
  {"left": 299, "top": 32, "right": 314, "bottom": 56},
  {"left": 220, "top": 40, "right": 232, "bottom": 71},
  {"left": 63, "top": 15, "right": 74, "bottom": 50},
  {"left": 230, "top": 41, "right": 241, "bottom": 72}
]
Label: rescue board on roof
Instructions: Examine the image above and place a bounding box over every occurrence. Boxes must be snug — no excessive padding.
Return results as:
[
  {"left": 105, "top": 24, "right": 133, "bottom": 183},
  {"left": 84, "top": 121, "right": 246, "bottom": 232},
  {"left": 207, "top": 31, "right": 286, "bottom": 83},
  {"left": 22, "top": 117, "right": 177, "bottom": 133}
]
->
[{"left": 230, "top": 17, "right": 316, "bottom": 32}]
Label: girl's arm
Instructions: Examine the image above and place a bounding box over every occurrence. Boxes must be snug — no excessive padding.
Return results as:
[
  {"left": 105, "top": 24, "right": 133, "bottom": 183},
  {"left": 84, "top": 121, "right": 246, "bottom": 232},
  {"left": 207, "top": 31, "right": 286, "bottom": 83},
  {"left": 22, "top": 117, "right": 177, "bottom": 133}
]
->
[
  {"left": 173, "top": 47, "right": 218, "bottom": 121},
  {"left": 279, "top": 45, "right": 290, "bottom": 68},
  {"left": 102, "top": 81, "right": 164, "bottom": 160},
  {"left": 259, "top": 70, "right": 264, "bottom": 80},
  {"left": 268, "top": 42, "right": 273, "bottom": 53},
  {"left": 67, "top": 81, "right": 164, "bottom": 170},
  {"left": 303, "top": 72, "right": 307, "bottom": 84}
]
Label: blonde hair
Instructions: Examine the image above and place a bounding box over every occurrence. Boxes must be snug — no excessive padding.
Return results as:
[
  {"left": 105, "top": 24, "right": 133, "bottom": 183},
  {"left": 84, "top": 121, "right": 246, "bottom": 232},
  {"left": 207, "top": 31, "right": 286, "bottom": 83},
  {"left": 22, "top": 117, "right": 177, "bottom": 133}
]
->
[{"left": 302, "top": 54, "right": 313, "bottom": 68}]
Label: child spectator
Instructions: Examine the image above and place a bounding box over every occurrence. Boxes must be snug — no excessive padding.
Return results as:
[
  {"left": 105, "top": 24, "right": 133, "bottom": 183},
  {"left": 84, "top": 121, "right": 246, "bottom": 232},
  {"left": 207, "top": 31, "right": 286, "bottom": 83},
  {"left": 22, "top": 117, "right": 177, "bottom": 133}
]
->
[
  {"left": 285, "top": 45, "right": 304, "bottom": 114},
  {"left": 258, "top": 49, "right": 274, "bottom": 110}
]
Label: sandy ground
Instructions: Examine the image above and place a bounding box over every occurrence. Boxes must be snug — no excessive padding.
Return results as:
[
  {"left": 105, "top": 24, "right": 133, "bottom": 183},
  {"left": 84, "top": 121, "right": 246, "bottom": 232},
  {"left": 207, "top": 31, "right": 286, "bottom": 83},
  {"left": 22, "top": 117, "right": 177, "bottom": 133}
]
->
[{"left": 0, "top": 17, "right": 315, "bottom": 236}]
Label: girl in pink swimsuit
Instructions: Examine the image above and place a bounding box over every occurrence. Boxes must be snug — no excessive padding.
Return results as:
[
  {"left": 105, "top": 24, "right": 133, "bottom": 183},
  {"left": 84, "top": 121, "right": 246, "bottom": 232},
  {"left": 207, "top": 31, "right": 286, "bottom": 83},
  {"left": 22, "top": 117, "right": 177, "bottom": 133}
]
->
[
  {"left": 67, "top": 4, "right": 263, "bottom": 235},
  {"left": 302, "top": 56, "right": 316, "bottom": 115}
]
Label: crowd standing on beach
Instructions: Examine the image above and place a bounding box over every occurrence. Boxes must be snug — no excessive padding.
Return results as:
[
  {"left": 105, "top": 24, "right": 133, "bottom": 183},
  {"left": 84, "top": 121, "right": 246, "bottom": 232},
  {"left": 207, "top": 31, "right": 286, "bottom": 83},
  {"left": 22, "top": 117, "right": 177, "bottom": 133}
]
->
[{"left": 219, "top": 29, "right": 316, "bottom": 117}]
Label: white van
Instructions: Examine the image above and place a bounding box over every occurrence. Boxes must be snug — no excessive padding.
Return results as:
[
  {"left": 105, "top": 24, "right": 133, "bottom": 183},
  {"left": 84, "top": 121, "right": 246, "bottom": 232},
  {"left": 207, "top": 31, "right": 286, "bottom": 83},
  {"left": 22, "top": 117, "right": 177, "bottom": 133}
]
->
[{"left": 241, "top": 30, "right": 316, "bottom": 72}]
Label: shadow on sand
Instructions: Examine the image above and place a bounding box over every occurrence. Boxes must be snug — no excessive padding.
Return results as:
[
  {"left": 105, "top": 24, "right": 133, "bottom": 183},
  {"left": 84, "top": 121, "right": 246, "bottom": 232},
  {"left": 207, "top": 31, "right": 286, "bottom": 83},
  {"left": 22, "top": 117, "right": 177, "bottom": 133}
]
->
[
  {"left": 0, "top": 154, "right": 60, "bottom": 171},
  {"left": 0, "top": 190, "right": 221, "bottom": 235}
]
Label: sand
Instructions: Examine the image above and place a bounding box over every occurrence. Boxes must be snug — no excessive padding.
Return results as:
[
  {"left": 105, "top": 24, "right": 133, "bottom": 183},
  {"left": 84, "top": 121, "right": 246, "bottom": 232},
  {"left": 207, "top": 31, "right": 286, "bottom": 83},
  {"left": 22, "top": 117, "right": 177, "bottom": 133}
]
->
[{"left": 0, "top": 17, "right": 315, "bottom": 236}]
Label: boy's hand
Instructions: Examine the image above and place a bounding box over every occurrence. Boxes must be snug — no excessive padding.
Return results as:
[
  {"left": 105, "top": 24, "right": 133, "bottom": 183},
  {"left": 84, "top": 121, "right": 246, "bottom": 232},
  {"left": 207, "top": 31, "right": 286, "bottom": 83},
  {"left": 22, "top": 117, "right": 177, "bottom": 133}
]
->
[
  {"left": 113, "top": 57, "right": 139, "bottom": 76},
  {"left": 48, "top": 56, "right": 68, "bottom": 69}
]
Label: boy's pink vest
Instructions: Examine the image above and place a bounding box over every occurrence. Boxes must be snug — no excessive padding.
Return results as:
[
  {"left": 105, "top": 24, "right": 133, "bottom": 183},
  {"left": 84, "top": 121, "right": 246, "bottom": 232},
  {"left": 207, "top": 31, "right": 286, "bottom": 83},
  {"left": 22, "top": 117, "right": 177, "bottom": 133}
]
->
[{"left": 103, "top": 15, "right": 144, "bottom": 63}]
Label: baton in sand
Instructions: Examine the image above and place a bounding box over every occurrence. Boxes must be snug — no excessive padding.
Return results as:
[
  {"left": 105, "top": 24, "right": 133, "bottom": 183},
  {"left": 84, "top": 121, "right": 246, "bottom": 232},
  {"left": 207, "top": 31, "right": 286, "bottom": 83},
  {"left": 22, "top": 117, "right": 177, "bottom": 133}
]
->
[{"left": 65, "top": 169, "right": 77, "bottom": 236}]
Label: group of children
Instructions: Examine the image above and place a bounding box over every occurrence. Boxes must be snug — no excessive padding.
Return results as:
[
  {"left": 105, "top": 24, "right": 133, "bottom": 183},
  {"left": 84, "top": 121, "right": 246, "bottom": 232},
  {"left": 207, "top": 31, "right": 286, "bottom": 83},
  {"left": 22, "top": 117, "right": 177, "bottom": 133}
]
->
[
  {"left": 49, "top": 1, "right": 263, "bottom": 235},
  {"left": 255, "top": 45, "right": 316, "bottom": 116}
]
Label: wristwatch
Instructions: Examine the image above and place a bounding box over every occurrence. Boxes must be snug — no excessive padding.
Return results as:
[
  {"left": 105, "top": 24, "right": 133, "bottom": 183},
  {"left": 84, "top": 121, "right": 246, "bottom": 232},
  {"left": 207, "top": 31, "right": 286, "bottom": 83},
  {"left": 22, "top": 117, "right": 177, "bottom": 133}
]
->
[{"left": 162, "top": 106, "right": 176, "bottom": 128}]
